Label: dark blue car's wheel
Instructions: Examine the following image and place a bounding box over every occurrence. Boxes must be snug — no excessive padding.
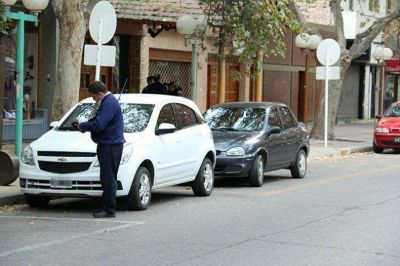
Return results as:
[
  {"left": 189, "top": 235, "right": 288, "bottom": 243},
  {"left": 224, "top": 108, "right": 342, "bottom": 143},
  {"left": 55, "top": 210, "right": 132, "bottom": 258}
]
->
[
  {"left": 249, "top": 155, "right": 264, "bottom": 187},
  {"left": 290, "top": 150, "right": 307, "bottom": 179}
]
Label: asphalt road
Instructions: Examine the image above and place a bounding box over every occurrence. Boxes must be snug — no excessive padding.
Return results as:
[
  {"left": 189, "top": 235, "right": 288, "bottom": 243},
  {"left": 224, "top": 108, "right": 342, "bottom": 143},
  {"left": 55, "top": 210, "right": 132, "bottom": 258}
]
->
[{"left": 0, "top": 151, "right": 399, "bottom": 266}]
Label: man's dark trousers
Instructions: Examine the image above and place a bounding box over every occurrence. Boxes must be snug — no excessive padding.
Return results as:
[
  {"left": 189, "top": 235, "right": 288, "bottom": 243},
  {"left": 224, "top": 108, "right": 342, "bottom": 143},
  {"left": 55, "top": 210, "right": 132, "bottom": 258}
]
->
[{"left": 97, "top": 143, "right": 123, "bottom": 215}]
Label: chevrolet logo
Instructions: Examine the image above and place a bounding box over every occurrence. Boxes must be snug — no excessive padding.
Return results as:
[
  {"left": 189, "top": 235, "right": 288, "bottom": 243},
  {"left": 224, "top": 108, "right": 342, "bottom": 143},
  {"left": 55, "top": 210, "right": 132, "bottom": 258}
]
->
[{"left": 57, "top": 157, "right": 68, "bottom": 162}]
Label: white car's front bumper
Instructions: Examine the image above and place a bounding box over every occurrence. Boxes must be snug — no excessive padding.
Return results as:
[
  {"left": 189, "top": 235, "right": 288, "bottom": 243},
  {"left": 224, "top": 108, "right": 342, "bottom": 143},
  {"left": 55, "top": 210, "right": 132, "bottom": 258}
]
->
[{"left": 20, "top": 162, "right": 133, "bottom": 197}]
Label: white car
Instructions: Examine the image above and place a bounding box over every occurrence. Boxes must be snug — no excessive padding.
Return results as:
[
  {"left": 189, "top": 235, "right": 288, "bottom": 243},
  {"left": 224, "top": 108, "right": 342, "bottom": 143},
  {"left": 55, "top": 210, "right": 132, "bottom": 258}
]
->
[{"left": 20, "top": 94, "right": 216, "bottom": 210}]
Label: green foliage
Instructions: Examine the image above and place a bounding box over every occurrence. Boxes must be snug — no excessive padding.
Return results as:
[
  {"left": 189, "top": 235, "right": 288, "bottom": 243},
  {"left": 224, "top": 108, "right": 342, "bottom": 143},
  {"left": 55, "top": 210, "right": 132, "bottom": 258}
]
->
[
  {"left": 198, "top": 0, "right": 299, "bottom": 72},
  {"left": 0, "top": 0, "right": 8, "bottom": 35}
]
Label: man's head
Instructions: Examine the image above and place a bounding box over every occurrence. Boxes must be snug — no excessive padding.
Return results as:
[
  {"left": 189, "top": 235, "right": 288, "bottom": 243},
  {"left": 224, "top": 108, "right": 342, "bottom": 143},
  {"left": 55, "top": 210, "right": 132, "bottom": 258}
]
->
[
  {"left": 88, "top": 81, "right": 107, "bottom": 103},
  {"left": 147, "top": 76, "right": 154, "bottom": 85}
]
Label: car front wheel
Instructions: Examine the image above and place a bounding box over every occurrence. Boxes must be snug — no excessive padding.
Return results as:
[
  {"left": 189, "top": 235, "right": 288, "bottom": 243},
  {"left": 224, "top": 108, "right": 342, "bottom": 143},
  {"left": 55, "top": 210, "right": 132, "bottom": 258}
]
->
[
  {"left": 249, "top": 155, "right": 264, "bottom": 187},
  {"left": 373, "top": 142, "right": 383, "bottom": 153},
  {"left": 25, "top": 194, "right": 51, "bottom": 207},
  {"left": 192, "top": 158, "right": 214, "bottom": 196},
  {"left": 290, "top": 150, "right": 307, "bottom": 179},
  {"left": 126, "top": 166, "right": 152, "bottom": 210}
]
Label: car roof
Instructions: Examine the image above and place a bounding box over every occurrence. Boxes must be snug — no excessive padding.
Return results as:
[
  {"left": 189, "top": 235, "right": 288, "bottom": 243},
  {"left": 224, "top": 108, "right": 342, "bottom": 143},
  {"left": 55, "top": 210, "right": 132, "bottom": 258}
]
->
[
  {"left": 209, "top": 101, "right": 286, "bottom": 109},
  {"left": 79, "top": 93, "right": 198, "bottom": 109}
]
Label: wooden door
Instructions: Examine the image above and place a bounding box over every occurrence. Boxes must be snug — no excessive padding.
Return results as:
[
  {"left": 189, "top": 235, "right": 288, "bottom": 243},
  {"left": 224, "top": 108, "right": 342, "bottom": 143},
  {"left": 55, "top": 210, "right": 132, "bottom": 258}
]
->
[{"left": 207, "top": 63, "right": 240, "bottom": 108}]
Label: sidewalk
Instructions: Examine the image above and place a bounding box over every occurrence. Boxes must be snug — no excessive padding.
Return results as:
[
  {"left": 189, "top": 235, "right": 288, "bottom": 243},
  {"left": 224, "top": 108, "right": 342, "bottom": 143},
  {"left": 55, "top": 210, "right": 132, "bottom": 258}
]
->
[{"left": 0, "top": 121, "right": 375, "bottom": 206}]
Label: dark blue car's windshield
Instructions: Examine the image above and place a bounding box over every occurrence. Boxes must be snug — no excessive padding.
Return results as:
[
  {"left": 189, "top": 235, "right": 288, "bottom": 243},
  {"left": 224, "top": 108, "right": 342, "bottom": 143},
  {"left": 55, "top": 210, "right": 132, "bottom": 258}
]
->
[
  {"left": 204, "top": 107, "right": 266, "bottom": 131},
  {"left": 384, "top": 104, "right": 400, "bottom": 118},
  {"left": 58, "top": 103, "right": 154, "bottom": 133}
]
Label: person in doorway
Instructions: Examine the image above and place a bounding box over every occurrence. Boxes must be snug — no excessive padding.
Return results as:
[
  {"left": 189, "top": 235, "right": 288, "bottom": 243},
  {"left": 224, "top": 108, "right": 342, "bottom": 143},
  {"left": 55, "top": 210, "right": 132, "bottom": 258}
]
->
[
  {"left": 142, "top": 76, "right": 154, "bottom": 93},
  {"left": 76, "top": 81, "right": 125, "bottom": 218},
  {"left": 145, "top": 74, "right": 168, "bottom": 94},
  {"left": 166, "top": 81, "right": 183, "bottom": 96}
]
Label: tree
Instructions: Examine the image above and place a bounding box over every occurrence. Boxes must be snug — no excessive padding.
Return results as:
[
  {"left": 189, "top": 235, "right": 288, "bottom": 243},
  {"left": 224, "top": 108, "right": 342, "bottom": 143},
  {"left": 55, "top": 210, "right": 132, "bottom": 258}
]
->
[
  {"left": 198, "top": 0, "right": 300, "bottom": 80},
  {"left": 298, "top": 0, "right": 400, "bottom": 139},
  {"left": 51, "top": 0, "right": 91, "bottom": 120}
]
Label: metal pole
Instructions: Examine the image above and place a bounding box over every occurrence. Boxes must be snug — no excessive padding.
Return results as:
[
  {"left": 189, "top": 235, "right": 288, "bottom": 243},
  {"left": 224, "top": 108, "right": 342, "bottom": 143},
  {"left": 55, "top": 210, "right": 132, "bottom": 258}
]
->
[
  {"left": 255, "top": 51, "right": 263, "bottom": 102},
  {"left": 15, "top": 15, "right": 25, "bottom": 158},
  {"left": 303, "top": 49, "right": 309, "bottom": 126},
  {"left": 191, "top": 39, "right": 197, "bottom": 102},
  {"left": 217, "top": 38, "right": 226, "bottom": 104},
  {"left": 95, "top": 19, "right": 103, "bottom": 81},
  {"left": 324, "top": 54, "right": 329, "bottom": 148}
]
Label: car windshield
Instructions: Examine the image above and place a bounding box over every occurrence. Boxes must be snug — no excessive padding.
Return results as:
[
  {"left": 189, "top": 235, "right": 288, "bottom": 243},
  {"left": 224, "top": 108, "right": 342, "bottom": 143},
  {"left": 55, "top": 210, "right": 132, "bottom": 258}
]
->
[
  {"left": 58, "top": 103, "right": 154, "bottom": 133},
  {"left": 204, "top": 106, "right": 266, "bottom": 131},
  {"left": 384, "top": 104, "right": 400, "bottom": 118}
]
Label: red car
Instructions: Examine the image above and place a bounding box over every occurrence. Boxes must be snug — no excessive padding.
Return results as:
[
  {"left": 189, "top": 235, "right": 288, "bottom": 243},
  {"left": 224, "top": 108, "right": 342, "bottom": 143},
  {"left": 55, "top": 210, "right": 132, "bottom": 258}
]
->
[{"left": 373, "top": 101, "right": 400, "bottom": 153}]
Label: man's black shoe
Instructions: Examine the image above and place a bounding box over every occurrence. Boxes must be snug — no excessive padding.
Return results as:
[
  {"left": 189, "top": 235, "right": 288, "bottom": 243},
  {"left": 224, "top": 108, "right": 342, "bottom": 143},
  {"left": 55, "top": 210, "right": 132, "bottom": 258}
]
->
[
  {"left": 93, "top": 210, "right": 115, "bottom": 218},
  {"left": 92, "top": 207, "right": 105, "bottom": 214}
]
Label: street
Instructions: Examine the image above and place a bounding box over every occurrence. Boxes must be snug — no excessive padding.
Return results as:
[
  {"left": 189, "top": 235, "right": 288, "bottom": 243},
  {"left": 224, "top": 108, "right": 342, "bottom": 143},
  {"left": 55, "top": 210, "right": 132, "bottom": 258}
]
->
[{"left": 0, "top": 152, "right": 399, "bottom": 266}]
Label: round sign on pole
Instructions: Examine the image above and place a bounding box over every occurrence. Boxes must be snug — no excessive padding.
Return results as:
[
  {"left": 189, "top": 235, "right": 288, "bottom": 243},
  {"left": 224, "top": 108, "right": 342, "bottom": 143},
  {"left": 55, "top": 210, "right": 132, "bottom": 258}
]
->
[
  {"left": 89, "top": 1, "right": 117, "bottom": 44},
  {"left": 316, "top": 39, "right": 341, "bottom": 66}
]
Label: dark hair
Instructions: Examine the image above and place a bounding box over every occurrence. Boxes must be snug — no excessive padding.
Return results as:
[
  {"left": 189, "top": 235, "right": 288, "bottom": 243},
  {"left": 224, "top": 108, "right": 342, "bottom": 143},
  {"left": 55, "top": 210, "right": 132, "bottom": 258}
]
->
[
  {"left": 146, "top": 76, "right": 154, "bottom": 83},
  {"left": 154, "top": 74, "right": 161, "bottom": 83},
  {"left": 88, "top": 81, "right": 107, "bottom": 94}
]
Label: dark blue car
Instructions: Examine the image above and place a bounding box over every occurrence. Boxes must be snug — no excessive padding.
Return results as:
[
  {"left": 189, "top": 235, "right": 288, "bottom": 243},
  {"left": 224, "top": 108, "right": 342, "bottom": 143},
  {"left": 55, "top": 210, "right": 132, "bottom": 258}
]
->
[{"left": 204, "top": 102, "right": 310, "bottom": 187}]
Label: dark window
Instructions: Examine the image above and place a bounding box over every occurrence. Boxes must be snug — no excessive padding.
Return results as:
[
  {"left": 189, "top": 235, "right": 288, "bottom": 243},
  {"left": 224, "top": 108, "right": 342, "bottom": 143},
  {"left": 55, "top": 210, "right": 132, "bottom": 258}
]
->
[
  {"left": 281, "top": 107, "right": 296, "bottom": 129},
  {"left": 268, "top": 108, "right": 282, "bottom": 129},
  {"left": 204, "top": 107, "right": 266, "bottom": 131},
  {"left": 157, "top": 104, "right": 176, "bottom": 128},
  {"left": 384, "top": 103, "right": 400, "bottom": 118},
  {"left": 175, "top": 104, "right": 198, "bottom": 128}
]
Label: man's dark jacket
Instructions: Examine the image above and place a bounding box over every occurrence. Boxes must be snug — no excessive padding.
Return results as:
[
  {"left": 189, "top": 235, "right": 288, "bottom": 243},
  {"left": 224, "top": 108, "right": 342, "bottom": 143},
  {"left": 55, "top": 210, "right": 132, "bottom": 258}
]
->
[{"left": 80, "top": 94, "right": 125, "bottom": 144}]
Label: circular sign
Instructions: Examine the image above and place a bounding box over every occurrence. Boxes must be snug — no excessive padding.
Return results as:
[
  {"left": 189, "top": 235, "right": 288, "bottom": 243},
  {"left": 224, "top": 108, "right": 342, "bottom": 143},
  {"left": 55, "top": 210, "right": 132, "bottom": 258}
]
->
[
  {"left": 89, "top": 1, "right": 117, "bottom": 44},
  {"left": 316, "top": 39, "right": 341, "bottom": 66}
]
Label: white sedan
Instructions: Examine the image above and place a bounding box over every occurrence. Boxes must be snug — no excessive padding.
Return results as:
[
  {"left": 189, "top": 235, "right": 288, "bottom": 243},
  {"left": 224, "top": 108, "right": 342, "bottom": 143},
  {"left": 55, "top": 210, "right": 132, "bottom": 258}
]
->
[{"left": 20, "top": 94, "right": 216, "bottom": 210}]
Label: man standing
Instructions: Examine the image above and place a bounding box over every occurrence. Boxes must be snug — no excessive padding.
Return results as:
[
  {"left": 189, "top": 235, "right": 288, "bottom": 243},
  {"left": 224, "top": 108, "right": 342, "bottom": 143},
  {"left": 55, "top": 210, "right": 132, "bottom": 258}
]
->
[{"left": 77, "top": 81, "right": 125, "bottom": 218}]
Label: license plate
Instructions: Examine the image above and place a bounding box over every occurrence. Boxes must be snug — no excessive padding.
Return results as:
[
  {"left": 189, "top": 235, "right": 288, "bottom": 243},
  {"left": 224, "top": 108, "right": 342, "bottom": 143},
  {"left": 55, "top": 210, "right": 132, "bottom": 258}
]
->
[
  {"left": 50, "top": 179, "right": 72, "bottom": 188},
  {"left": 395, "top": 137, "right": 400, "bottom": 143}
]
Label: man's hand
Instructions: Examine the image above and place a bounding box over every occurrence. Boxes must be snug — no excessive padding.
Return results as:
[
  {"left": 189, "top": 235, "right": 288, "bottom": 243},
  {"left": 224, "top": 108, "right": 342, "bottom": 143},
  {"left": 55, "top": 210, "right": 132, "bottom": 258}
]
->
[{"left": 72, "top": 121, "right": 84, "bottom": 133}]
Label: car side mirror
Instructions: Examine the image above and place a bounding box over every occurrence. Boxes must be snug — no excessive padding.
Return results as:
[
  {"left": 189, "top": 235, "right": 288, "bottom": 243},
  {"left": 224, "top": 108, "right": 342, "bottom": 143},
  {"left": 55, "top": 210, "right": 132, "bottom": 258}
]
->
[
  {"left": 155, "top": 123, "right": 176, "bottom": 135},
  {"left": 49, "top": 121, "right": 59, "bottom": 129},
  {"left": 375, "top": 115, "right": 382, "bottom": 120},
  {"left": 269, "top": 126, "right": 281, "bottom": 135}
]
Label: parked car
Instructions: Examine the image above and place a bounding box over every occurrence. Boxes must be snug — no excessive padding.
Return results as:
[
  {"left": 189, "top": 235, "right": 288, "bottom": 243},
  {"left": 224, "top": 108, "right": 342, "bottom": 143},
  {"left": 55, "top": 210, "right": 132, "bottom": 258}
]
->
[
  {"left": 20, "top": 94, "right": 216, "bottom": 210},
  {"left": 204, "top": 102, "right": 309, "bottom": 187},
  {"left": 373, "top": 101, "right": 400, "bottom": 153}
]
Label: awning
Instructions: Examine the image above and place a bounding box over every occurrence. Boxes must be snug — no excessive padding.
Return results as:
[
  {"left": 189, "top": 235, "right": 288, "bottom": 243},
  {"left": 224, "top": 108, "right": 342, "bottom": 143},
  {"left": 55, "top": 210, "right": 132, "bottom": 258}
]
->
[{"left": 385, "top": 59, "right": 400, "bottom": 75}]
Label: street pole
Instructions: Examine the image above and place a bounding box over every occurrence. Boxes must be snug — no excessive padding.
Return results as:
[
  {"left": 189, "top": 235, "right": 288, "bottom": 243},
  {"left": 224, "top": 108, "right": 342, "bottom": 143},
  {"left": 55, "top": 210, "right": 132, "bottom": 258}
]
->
[
  {"left": 95, "top": 19, "right": 103, "bottom": 81},
  {"left": 190, "top": 39, "right": 198, "bottom": 102},
  {"left": 5, "top": 11, "right": 38, "bottom": 158},
  {"left": 303, "top": 49, "right": 310, "bottom": 126},
  {"left": 378, "top": 63, "right": 384, "bottom": 114},
  {"left": 324, "top": 53, "right": 329, "bottom": 148},
  {"left": 217, "top": 38, "right": 226, "bottom": 104}
]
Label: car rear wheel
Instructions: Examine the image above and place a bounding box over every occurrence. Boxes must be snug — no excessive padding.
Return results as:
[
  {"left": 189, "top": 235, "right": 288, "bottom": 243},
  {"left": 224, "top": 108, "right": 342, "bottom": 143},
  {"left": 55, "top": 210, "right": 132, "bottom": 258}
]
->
[
  {"left": 192, "top": 158, "right": 214, "bottom": 196},
  {"left": 249, "top": 155, "right": 264, "bottom": 187},
  {"left": 25, "top": 194, "right": 51, "bottom": 207},
  {"left": 126, "top": 166, "right": 152, "bottom": 210},
  {"left": 373, "top": 142, "right": 384, "bottom": 154},
  {"left": 290, "top": 150, "right": 307, "bottom": 179}
]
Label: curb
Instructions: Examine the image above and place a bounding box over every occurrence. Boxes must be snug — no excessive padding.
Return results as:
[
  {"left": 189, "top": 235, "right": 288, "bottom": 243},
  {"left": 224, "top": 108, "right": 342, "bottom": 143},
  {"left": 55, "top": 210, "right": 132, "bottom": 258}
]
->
[
  {"left": 339, "top": 146, "right": 373, "bottom": 156},
  {"left": 0, "top": 193, "right": 25, "bottom": 207}
]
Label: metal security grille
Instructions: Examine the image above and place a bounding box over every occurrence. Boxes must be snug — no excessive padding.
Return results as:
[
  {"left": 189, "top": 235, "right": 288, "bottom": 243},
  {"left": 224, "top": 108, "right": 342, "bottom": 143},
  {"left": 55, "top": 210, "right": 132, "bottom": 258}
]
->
[{"left": 149, "top": 60, "right": 192, "bottom": 98}]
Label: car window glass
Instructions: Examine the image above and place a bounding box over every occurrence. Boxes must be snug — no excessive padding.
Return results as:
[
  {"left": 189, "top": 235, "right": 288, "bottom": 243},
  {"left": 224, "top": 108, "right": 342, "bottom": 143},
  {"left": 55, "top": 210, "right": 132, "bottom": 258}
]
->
[
  {"left": 175, "top": 104, "right": 198, "bottom": 128},
  {"left": 268, "top": 108, "right": 282, "bottom": 129},
  {"left": 384, "top": 104, "right": 400, "bottom": 117},
  {"left": 204, "top": 107, "right": 265, "bottom": 131},
  {"left": 156, "top": 104, "right": 176, "bottom": 128},
  {"left": 281, "top": 107, "right": 296, "bottom": 129},
  {"left": 58, "top": 103, "right": 154, "bottom": 133}
]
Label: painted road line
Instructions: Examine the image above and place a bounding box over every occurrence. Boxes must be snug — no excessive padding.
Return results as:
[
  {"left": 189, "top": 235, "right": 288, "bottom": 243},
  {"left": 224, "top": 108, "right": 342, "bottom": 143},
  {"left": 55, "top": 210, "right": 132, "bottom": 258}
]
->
[{"left": 0, "top": 215, "right": 144, "bottom": 225}]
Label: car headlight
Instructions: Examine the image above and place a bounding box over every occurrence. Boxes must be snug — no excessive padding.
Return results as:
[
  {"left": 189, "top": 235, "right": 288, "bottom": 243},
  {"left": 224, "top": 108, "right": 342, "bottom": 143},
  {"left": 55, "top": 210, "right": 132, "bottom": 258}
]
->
[
  {"left": 226, "top": 147, "right": 245, "bottom": 156},
  {"left": 375, "top": 127, "right": 389, "bottom": 133},
  {"left": 120, "top": 143, "right": 133, "bottom": 164},
  {"left": 94, "top": 143, "right": 133, "bottom": 167},
  {"left": 22, "top": 146, "right": 35, "bottom": 165}
]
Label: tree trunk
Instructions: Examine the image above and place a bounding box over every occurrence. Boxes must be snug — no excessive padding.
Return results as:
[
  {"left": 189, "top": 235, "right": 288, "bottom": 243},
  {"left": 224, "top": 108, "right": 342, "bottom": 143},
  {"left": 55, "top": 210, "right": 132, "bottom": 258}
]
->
[
  {"left": 51, "top": 1, "right": 87, "bottom": 120},
  {"left": 311, "top": 61, "right": 350, "bottom": 140}
]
